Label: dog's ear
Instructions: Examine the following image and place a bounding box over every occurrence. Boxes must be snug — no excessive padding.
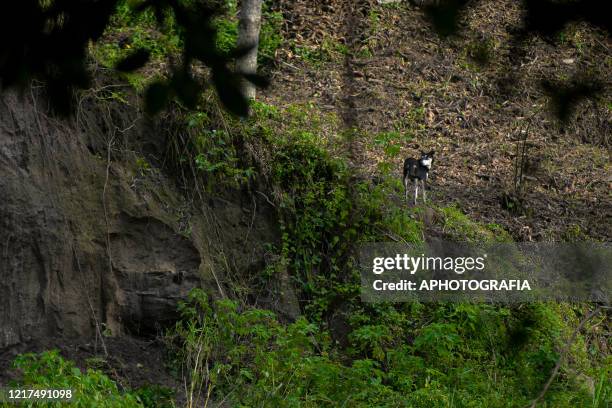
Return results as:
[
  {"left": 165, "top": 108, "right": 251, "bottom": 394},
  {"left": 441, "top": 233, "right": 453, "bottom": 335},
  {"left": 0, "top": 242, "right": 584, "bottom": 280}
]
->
[{"left": 428, "top": 150, "right": 435, "bottom": 156}]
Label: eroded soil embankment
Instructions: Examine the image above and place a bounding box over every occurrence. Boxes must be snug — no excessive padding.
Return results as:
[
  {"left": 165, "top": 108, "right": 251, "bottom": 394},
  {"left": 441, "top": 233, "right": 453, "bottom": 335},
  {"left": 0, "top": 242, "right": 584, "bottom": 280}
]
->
[{"left": 0, "top": 86, "right": 280, "bottom": 370}]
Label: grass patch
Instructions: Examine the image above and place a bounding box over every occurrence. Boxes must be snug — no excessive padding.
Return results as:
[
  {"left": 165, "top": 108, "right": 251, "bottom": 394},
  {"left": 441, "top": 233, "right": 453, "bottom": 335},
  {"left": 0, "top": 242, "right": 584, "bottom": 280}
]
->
[
  {"left": 291, "top": 37, "right": 351, "bottom": 66},
  {"left": 439, "top": 204, "right": 513, "bottom": 242}
]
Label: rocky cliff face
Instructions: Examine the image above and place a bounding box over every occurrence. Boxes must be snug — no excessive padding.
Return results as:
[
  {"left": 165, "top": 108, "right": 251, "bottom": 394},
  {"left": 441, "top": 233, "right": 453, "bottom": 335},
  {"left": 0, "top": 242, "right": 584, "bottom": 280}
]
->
[{"left": 0, "top": 87, "right": 280, "bottom": 350}]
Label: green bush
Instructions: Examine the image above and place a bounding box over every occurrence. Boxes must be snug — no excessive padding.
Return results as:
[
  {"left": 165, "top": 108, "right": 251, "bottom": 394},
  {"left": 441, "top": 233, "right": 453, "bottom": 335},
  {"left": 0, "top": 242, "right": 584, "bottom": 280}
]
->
[
  {"left": 170, "top": 289, "right": 417, "bottom": 407},
  {"left": 168, "top": 289, "right": 606, "bottom": 408},
  {"left": 89, "top": 0, "right": 181, "bottom": 91},
  {"left": 8, "top": 350, "right": 151, "bottom": 408},
  {"left": 158, "top": 98, "right": 608, "bottom": 408}
]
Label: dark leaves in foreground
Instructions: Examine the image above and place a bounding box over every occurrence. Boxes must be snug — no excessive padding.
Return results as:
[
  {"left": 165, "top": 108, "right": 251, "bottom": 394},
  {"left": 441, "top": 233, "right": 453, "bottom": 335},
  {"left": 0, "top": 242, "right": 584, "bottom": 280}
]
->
[
  {"left": 541, "top": 77, "right": 603, "bottom": 124},
  {"left": 522, "top": 0, "right": 611, "bottom": 38},
  {"left": 418, "top": 0, "right": 472, "bottom": 38},
  {"left": 145, "top": 81, "right": 171, "bottom": 115},
  {"left": 243, "top": 73, "right": 271, "bottom": 89},
  {"left": 0, "top": 0, "right": 265, "bottom": 117},
  {"left": 115, "top": 49, "right": 151, "bottom": 72},
  {"left": 516, "top": 0, "right": 609, "bottom": 123},
  {"left": 0, "top": 0, "right": 119, "bottom": 115},
  {"left": 417, "top": 0, "right": 611, "bottom": 40},
  {"left": 413, "top": 0, "right": 610, "bottom": 123}
]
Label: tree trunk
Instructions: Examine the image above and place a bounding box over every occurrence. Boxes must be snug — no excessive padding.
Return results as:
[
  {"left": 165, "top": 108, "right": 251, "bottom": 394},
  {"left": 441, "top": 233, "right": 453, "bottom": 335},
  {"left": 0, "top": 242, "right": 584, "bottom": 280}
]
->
[{"left": 236, "top": 0, "right": 263, "bottom": 101}]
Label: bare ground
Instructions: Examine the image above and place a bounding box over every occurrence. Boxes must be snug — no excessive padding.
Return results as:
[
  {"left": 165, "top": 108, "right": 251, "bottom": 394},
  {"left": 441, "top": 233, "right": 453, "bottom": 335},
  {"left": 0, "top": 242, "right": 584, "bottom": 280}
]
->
[{"left": 261, "top": 0, "right": 611, "bottom": 241}]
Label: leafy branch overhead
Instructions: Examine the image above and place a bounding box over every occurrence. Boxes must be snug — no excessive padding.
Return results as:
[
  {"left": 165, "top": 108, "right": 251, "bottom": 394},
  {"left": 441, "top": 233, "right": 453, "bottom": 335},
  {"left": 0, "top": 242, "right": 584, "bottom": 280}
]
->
[
  {"left": 419, "top": 0, "right": 611, "bottom": 38},
  {"left": 0, "top": 0, "right": 608, "bottom": 121},
  {"left": 0, "top": 0, "right": 267, "bottom": 117}
]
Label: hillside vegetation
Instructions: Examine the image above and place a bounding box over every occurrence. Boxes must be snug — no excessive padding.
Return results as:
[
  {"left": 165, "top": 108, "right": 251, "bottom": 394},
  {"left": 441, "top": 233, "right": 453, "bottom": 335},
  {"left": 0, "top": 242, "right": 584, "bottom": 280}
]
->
[{"left": 2, "top": 1, "right": 610, "bottom": 407}]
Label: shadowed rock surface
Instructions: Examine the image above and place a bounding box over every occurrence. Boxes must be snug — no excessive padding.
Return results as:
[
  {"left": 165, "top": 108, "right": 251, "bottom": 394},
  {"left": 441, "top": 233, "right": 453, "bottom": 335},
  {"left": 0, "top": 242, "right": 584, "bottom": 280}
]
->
[{"left": 0, "top": 87, "right": 281, "bottom": 350}]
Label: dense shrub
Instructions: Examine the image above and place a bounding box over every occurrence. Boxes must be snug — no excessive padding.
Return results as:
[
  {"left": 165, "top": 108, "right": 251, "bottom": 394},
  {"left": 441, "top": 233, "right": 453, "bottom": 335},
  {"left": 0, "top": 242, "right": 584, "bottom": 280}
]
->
[{"left": 8, "top": 350, "right": 172, "bottom": 407}]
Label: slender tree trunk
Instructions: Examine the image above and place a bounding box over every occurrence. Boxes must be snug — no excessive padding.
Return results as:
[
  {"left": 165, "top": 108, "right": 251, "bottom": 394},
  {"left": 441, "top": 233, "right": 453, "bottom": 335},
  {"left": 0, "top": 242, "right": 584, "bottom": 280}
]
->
[{"left": 236, "top": 0, "right": 263, "bottom": 100}]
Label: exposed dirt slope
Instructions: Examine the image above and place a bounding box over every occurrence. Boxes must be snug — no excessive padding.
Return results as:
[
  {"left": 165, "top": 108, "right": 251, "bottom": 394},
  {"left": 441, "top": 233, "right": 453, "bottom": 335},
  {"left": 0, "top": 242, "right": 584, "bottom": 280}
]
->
[
  {"left": 262, "top": 0, "right": 611, "bottom": 241},
  {"left": 0, "top": 85, "right": 279, "bottom": 353}
]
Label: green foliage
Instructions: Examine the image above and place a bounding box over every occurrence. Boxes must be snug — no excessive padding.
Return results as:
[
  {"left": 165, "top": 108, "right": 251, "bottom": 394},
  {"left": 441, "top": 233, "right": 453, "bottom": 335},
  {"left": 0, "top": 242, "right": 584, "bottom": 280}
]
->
[
  {"left": 170, "top": 289, "right": 411, "bottom": 407},
  {"left": 213, "top": 0, "right": 284, "bottom": 62},
  {"left": 439, "top": 205, "right": 513, "bottom": 242},
  {"left": 135, "top": 156, "right": 151, "bottom": 174},
  {"left": 89, "top": 1, "right": 181, "bottom": 91},
  {"left": 159, "top": 98, "right": 605, "bottom": 408},
  {"left": 562, "top": 223, "right": 589, "bottom": 242},
  {"left": 271, "top": 133, "right": 352, "bottom": 275},
  {"left": 165, "top": 109, "right": 255, "bottom": 187},
  {"left": 192, "top": 127, "right": 253, "bottom": 184},
  {"left": 131, "top": 384, "right": 175, "bottom": 408},
  {"left": 258, "top": 6, "right": 284, "bottom": 59},
  {"left": 372, "top": 130, "right": 412, "bottom": 159},
  {"left": 164, "top": 99, "right": 604, "bottom": 408},
  {"left": 413, "top": 322, "right": 460, "bottom": 362},
  {"left": 292, "top": 37, "right": 351, "bottom": 65},
  {"left": 13, "top": 350, "right": 149, "bottom": 408},
  {"left": 241, "top": 105, "right": 423, "bottom": 320},
  {"left": 92, "top": 1, "right": 180, "bottom": 66},
  {"left": 169, "top": 289, "right": 604, "bottom": 408}
]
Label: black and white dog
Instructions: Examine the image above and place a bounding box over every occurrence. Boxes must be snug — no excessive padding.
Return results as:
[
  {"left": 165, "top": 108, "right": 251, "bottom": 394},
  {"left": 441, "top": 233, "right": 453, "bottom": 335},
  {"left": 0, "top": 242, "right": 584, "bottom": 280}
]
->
[{"left": 403, "top": 151, "right": 434, "bottom": 205}]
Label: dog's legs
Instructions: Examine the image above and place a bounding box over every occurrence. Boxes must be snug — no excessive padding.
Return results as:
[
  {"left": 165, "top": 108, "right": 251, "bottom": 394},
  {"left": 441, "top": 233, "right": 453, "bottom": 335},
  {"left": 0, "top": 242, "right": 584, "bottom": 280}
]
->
[
  {"left": 404, "top": 177, "right": 408, "bottom": 204},
  {"left": 414, "top": 179, "right": 419, "bottom": 205},
  {"left": 422, "top": 179, "right": 427, "bottom": 204}
]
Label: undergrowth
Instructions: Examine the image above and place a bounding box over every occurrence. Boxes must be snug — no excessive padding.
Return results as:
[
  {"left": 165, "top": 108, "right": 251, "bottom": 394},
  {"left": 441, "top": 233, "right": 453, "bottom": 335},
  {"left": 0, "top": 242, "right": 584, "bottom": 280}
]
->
[
  {"left": 7, "top": 98, "right": 608, "bottom": 407},
  {"left": 162, "top": 101, "right": 608, "bottom": 407},
  {"left": 5, "top": 1, "right": 610, "bottom": 406},
  {"left": 90, "top": 0, "right": 283, "bottom": 91},
  {"left": 90, "top": 0, "right": 181, "bottom": 91},
  {"left": 439, "top": 204, "right": 514, "bottom": 243},
  {"left": 214, "top": 0, "right": 283, "bottom": 63},
  {"left": 4, "top": 350, "right": 173, "bottom": 408},
  {"left": 168, "top": 291, "right": 607, "bottom": 407}
]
